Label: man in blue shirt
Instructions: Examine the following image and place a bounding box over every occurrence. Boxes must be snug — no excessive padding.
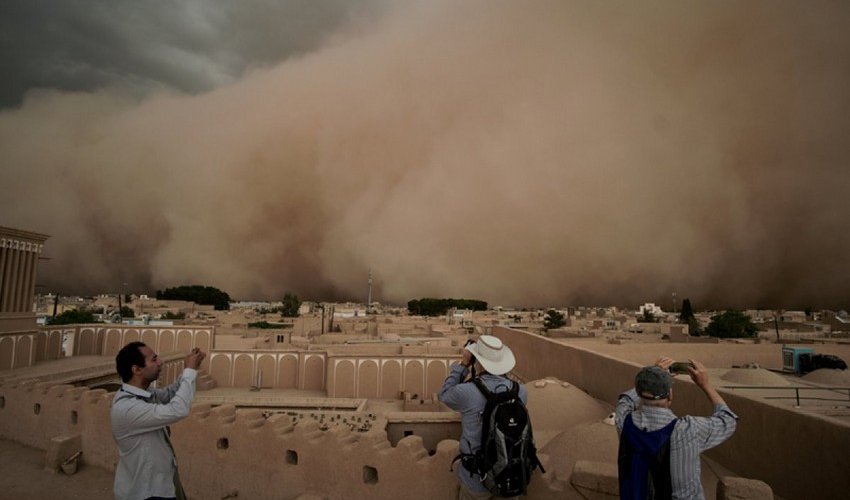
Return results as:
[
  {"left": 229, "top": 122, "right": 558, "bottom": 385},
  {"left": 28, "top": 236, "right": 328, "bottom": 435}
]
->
[
  {"left": 111, "top": 342, "right": 206, "bottom": 500},
  {"left": 439, "top": 335, "right": 527, "bottom": 500},
  {"left": 615, "top": 357, "right": 737, "bottom": 499}
]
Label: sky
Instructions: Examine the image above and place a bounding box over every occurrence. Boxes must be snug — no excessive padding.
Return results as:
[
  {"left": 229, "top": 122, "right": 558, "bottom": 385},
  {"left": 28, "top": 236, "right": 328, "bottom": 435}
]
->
[{"left": 1, "top": 0, "right": 849, "bottom": 310}]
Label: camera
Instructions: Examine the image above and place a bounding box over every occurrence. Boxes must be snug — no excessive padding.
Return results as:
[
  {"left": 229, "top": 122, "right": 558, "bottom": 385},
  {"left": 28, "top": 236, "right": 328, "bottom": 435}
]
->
[
  {"left": 669, "top": 361, "right": 692, "bottom": 374},
  {"left": 464, "top": 339, "right": 477, "bottom": 365}
]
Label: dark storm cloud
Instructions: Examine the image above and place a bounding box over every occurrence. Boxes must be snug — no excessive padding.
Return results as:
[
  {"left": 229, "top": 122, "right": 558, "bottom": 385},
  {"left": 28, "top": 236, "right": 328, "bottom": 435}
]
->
[
  {"left": 1, "top": 1, "right": 849, "bottom": 310},
  {"left": 0, "top": 0, "right": 387, "bottom": 108}
]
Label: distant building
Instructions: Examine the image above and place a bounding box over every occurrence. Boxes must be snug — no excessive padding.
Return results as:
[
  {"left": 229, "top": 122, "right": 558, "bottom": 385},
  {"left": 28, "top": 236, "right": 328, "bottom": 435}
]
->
[{"left": 638, "top": 303, "right": 664, "bottom": 317}]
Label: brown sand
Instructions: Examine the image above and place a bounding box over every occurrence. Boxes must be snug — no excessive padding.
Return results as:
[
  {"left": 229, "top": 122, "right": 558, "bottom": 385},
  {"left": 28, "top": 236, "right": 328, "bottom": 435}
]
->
[
  {"left": 0, "top": 438, "right": 113, "bottom": 499},
  {"left": 539, "top": 421, "right": 619, "bottom": 478},
  {"left": 802, "top": 369, "right": 850, "bottom": 386},
  {"left": 720, "top": 368, "right": 791, "bottom": 386}
]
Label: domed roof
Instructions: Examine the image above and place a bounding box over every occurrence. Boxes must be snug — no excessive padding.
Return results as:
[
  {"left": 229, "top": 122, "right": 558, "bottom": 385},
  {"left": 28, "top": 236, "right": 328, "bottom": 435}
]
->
[
  {"left": 539, "top": 422, "right": 619, "bottom": 479},
  {"left": 719, "top": 368, "right": 790, "bottom": 386},
  {"left": 802, "top": 368, "right": 850, "bottom": 385},
  {"left": 525, "top": 377, "right": 611, "bottom": 448}
]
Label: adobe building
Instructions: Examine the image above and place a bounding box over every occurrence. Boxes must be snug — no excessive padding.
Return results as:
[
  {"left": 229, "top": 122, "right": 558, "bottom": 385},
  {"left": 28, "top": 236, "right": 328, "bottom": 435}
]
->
[
  {"left": 0, "top": 235, "right": 847, "bottom": 500},
  {"left": 8, "top": 318, "right": 842, "bottom": 498},
  {"left": 0, "top": 225, "right": 58, "bottom": 370}
]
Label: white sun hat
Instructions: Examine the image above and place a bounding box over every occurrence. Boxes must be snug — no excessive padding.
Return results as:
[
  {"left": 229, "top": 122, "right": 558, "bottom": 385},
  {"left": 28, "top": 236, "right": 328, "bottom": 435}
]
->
[{"left": 465, "top": 335, "right": 516, "bottom": 375}]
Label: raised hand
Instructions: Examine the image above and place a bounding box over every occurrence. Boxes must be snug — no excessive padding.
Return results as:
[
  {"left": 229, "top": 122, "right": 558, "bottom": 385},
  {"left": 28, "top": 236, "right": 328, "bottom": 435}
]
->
[
  {"left": 185, "top": 347, "right": 206, "bottom": 370},
  {"left": 654, "top": 356, "right": 674, "bottom": 370}
]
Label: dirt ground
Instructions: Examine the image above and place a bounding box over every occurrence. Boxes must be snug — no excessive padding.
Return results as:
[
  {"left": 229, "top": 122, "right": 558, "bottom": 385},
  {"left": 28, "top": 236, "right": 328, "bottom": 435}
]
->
[{"left": 0, "top": 438, "right": 113, "bottom": 499}]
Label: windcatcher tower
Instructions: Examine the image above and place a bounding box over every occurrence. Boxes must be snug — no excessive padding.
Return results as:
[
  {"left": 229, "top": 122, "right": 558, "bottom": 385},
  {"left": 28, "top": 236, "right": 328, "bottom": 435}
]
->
[{"left": 0, "top": 225, "right": 49, "bottom": 369}]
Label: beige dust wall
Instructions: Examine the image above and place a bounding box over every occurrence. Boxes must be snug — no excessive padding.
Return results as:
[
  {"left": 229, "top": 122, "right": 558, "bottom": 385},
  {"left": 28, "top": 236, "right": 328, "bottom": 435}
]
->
[
  {"left": 326, "top": 356, "right": 456, "bottom": 399},
  {"left": 208, "top": 350, "right": 327, "bottom": 390},
  {"left": 492, "top": 327, "right": 850, "bottom": 500}
]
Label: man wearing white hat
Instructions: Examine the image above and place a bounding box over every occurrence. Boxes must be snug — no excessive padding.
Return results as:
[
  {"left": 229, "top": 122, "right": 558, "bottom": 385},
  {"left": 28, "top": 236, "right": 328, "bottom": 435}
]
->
[{"left": 439, "top": 335, "right": 527, "bottom": 499}]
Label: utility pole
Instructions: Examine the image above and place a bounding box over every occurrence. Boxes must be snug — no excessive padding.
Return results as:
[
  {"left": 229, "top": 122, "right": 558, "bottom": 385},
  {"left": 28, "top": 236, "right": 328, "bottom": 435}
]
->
[{"left": 367, "top": 269, "right": 373, "bottom": 312}]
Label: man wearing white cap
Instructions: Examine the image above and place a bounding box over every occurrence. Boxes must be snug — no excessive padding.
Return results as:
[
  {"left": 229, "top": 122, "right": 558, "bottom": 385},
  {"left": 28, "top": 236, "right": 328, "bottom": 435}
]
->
[{"left": 439, "top": 335, "right": 527, "bottom": 499}]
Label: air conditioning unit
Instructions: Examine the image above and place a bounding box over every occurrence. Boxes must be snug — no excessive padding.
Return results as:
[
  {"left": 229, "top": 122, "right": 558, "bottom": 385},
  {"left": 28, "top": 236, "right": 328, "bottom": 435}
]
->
[{"left": 782, "top": 346, "right": 814, "bottom": 373}]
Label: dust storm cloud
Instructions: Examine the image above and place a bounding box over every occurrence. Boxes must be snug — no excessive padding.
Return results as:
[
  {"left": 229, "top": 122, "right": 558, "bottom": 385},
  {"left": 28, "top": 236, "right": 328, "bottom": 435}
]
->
[{"left": 1, "top": 1, "right": 849, "bottom": 309}]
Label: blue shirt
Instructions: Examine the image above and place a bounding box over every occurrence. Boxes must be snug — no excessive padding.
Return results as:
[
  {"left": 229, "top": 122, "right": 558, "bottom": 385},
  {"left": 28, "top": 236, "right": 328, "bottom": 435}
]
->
[
  {"left": 615, "top": 388, "right": 738, "bottom": 500},
  {"left": 439, "top": 364, "right": 528, "bottom": 493},
  {"left": 111, "top": 369, "right": 197, "bottom": 500}
]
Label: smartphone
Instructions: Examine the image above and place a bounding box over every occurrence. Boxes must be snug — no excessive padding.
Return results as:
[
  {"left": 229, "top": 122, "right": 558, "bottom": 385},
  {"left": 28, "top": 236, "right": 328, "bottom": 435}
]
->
[{"left": 669, "top": 362, "right": 692, "bottom": 374}]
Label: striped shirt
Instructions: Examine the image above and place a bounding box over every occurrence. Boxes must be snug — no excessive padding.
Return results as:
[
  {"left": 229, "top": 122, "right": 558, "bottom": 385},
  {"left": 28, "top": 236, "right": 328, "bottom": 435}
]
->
[{"left": 615, "top": 388, "right": 737, "bottom": 500}]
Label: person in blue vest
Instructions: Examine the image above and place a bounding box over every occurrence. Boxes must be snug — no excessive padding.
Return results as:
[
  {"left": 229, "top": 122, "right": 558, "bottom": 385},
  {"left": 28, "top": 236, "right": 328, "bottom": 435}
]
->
[{"left": 615, "top": 357, "right": 737, "bottom": 500}]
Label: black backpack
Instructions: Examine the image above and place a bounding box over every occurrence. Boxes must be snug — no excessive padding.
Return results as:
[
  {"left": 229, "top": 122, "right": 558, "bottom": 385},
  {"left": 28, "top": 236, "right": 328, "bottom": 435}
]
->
[{"left": 456, "top": 378, "right": 545, "bottom": 497}]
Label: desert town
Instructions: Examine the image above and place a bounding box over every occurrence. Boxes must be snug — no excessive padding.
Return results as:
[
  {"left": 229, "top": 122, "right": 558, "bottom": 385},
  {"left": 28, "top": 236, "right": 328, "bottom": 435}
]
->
[
  {"left": 2, "top": 225, "right": 849, "bottom": 499},
  {"left": 3, "top": 2, "right": 850, "bottom": 499}
]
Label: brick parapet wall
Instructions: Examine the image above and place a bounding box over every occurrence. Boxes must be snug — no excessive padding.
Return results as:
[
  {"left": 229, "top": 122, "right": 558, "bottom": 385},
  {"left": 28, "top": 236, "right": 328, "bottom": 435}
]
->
[{"left": 0, "top": 380, "right": 575, "bottom": 499}]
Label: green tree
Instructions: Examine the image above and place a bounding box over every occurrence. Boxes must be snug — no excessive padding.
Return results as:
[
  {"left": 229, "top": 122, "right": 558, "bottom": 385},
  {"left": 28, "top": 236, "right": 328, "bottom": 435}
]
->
[
  {"left": 280, "top": 293, "right": 302, "bottom": 318},
  {"left": 543, "top": 309, "right": 566, "bottom": 330},
  {"left": 156, "top": 285, "right": 231, "bottom": 310},
  {"left": 638, "top": 309, "right": 657, "bottom": 323},
  {"left": 119, "top": 306, "right": 135, "bottom": 318},
  {"left": 248, "top": 321, "right": 282, "bottom": 329},
  {"left": 678, "top": 298, "right": 701, "bottom": 336},
  {"left": 161, "top": 311, "right": 186, "bottom": 320},
  {"left": 50, "top": 309, "right": 98, "bottom": 325},
  {"left": 407, "top": 298, "right": 487, "bottom": 316},
  {"left": 705, "top": 310, "right": 758, "bottom": 339}
]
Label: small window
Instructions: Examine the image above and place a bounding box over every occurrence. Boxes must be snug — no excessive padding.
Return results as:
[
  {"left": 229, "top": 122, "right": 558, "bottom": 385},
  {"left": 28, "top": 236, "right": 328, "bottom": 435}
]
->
[
  {"left": 217, "top": 438, "right": 229, "bottom": 450},
  {"left": 34, "top": 403, "right": 41, "bottom": 415},
  {"left": 363, "top": 465, "right": 378, "bottom": 485},
  {"left": 286, "top": 450, "right": 298, "bottom": 465},
  {"left": 71, "top": 410, "right": 78, "bottom": 424},
  {"left": 403, "top": 430, "right": 413, "bottom": 437}
]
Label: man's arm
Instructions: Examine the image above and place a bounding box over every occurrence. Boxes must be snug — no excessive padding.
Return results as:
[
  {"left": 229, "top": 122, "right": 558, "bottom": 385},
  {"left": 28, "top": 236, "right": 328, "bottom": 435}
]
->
[
  {"left": 688, "top": 359, "right": 726, "bottom": 407},
  {"left": 438, "top": 349, "right": 473, "bottom": 411},
  {"left": 686, "top": 359, "right": 737, "bottom": 450},
  {"left": 150, "top": 348, "right": 206, "bottom": 403},
  {"left": 614, "top": 389, "right": 638, "bottom": 434},
  {"left": 113, "top": 370, "right": 198, "bottom": 438}
]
